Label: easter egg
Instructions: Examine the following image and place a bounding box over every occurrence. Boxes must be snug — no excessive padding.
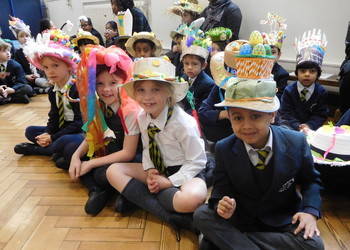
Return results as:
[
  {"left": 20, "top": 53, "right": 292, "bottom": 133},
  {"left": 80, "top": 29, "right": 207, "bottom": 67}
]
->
[
  {"left": 240, "top": 44, "right": 252, "bottom": 55},
  {"left": 252, "top": 44, "right": 266, "bottom": 56},
  {"left": 249, "top": 31, "right": 264, "bottom": 45},
  {"left": 264, "top": 44, "right": 272, "bottom": 56}
]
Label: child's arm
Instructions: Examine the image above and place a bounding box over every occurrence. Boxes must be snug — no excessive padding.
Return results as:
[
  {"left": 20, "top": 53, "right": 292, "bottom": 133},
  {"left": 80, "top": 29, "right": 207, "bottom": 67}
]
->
[
  {"left": 279, "top": 85, "right": 302, "bottom": 130},
  {"left": 292, "top": 212, "right": 320, "bottom": 239},
  {"left": 69, "top": 140, "right": 89, "bottom": 181}
]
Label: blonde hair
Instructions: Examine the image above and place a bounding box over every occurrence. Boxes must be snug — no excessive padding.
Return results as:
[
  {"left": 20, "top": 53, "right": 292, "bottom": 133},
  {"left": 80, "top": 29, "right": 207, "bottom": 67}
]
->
[
  {"left": 133, "top": 80, "right": 176, "bottom": 107},
  {"left": 17, "top": 30, "right": 31, "bottom": 38},
  {"left": 0, "top": 42, "right": 12, "bottom": 51}
]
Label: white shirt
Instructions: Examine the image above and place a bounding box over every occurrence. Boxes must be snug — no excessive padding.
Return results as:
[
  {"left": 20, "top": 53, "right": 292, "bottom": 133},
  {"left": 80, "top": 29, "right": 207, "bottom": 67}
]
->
[
  {"left": 139, "top": 105, "right": 206, "bottom": 187},
  {"left": 297, "top": 81, "right": 315, "bottom": 102},
  {"left": 244, "top": 128, "right": 273, "bottom": 166},
  {"left": 107, "top": 101, "right": 140, "bottom": 136},
  {"left": 53, "top": 80, "right": 74, "bottom": 122}
]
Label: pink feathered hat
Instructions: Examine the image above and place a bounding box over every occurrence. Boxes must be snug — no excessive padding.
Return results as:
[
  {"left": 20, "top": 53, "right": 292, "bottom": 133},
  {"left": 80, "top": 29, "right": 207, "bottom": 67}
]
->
[{"left": 23, "top": 28, "right": 80, "bottom": 73}]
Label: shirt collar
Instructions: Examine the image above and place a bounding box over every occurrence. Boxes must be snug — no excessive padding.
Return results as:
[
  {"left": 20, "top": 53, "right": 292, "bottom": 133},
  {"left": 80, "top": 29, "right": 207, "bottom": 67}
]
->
[
  {"left": 146, "top": 105, "right": 169, "bottom": 130},
  {"left": 1, "top": 61, "right": 8, "bottom": 68},
  {"left": 52, "top": 78, "right": 73, "bottom": 93},
  {"left": 108, "top": 102, "right": 120, "bottom": 113},
  {"left": 297, "top": 81, "right": 315, "bottom": 93},
  {"left": 244, "top": 127, "right": 273, "bottom": 153}
]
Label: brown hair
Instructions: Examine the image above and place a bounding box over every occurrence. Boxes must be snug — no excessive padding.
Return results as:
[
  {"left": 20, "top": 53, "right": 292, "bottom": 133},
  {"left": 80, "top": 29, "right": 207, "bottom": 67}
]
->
[{"left": 0, "top": 42, "right": 12, "bottom": 51}]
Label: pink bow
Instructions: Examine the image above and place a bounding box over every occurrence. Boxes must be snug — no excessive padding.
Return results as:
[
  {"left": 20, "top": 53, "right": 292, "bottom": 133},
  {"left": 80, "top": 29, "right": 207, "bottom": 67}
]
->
[{"left": 104, "top": 52, "right": 130, "bottom": 74}]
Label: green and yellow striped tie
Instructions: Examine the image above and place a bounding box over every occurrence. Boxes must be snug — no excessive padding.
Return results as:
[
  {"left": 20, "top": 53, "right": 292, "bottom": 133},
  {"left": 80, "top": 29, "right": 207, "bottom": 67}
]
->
[
  {"left": 256, "top": 150, "right": 268, "bottom": 170},
  {"left": 0, "top": 64, "right": 5, "bottom": 72},
  {"left": 300, "top": 88, "right": 308, "bottom": 102},
  {"left": 147, "top": 106, "right": 174, "bottom": 176},
  {"left": 106, "top": 106, "right": 115, "bottom": 118},
  {"left": 57, "top": 91, "right": 65, "bottom": 128}
]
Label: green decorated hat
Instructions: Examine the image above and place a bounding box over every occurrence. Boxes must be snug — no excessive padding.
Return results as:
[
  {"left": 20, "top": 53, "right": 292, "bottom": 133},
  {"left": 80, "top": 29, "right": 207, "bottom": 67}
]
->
[
  {"left": 215, "top": 78, "right": 279, "bottom": 112},
  {"left": 206, "top": 27, "right": 232, "bottom": 42}
]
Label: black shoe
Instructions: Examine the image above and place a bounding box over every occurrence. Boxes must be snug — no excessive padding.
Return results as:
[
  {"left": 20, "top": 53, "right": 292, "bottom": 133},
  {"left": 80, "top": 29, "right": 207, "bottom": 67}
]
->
[
  {"left": 14, "top": 142, "right": 36, "bottom": 155},
  {"left": 115, "top": 195, "right": 137, "bottom": 213},
  {"left": 51, "top": 153, "right": 63, "bottom": 162},
  {"left": 85, "top": 186, "right": 113, "bottom": 215},
  {"left": 55, "top": 157, "right": 69, "bottom": 170},
  {"left": 168, "top": 212, "right": 198, "bottom": 242}
]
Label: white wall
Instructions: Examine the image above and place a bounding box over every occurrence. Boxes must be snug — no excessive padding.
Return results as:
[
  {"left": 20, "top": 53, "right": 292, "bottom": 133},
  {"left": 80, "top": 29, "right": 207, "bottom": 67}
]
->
[{"left": 45, "top": 0, "right": 349, "bottom": 73}]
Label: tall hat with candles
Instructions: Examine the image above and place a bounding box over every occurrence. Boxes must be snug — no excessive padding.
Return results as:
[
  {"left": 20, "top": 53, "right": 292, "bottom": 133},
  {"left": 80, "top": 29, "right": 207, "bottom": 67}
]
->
[
  {"left": 260, "top": 12, "right": 287, "bottom": 50},
  {"left": 295, "top": 29, "right": 328, "bottom": 67}
]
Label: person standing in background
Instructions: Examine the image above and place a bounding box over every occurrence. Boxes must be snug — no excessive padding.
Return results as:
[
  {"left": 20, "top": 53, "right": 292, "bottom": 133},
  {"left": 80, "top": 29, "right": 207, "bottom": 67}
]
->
[{"left": 199, "top": 0, "right": 242, "bottom": 41}]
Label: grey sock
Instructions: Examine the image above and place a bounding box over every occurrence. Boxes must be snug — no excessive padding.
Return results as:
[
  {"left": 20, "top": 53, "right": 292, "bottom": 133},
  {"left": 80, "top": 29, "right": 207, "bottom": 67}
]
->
[
  {"left": 157, "top": 187, "right": 179, "bottom": 212},
  {"left": 122, "top": 178, "right": 172, "bottom": 222}
]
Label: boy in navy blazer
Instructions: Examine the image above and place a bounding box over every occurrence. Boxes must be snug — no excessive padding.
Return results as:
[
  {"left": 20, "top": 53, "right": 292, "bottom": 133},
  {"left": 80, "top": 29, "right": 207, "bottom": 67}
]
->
[{"left": 193, "top": 79, "right": 324, "bottom": 249}]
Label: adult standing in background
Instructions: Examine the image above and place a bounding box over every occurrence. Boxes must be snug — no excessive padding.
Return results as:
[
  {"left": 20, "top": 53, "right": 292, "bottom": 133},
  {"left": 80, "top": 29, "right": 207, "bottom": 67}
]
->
[
  {"left": 78, "top": 16, "right": 104, "bottom": 46},
  {"left": 110, "top": 0, "right": 151, "bottom": 35},
  {"left": 199, "top": 0, "right": 242, "bottom": 41}
]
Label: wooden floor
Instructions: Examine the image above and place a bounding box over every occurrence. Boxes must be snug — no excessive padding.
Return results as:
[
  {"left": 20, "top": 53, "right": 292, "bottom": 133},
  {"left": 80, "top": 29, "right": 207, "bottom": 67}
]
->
[{"left": 0, "top": 94, "right": 349, "bottom": 250}]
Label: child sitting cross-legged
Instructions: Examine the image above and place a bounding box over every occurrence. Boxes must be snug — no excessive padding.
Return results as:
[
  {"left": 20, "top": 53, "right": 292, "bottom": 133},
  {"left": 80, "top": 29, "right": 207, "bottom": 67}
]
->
[
  {"left": 193, "top": 79, "right": 324, "bottom": 250},
  {"left": 106, "top": 57, "right": 207, "bottom": 240}
]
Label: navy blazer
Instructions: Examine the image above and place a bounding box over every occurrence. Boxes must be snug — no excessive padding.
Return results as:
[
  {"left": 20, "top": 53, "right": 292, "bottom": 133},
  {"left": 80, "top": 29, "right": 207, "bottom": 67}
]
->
[
  {"left": 272, "top": 62, "right": 289, "bottom": 99},
  {"left": 279, "top": 81, "right": 328, "bottom": 130},
  {"left": 210, "top": 126, "right": 322, "bottom": 228},
  {"left": 45, "top": 84, "right": 83, "bottom": 141},
  {"left": 0, "top": 59, "right": 28, "bottom": 90},
  {"left": 180, "top": 70, "right": 215, "bottom": 114}
]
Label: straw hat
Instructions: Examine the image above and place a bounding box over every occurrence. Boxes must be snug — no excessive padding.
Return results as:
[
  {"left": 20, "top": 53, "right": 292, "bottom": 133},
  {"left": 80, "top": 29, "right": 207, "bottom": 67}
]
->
[
  {"left": 215, "top": 78, "right": 279, "bottom": 112},
  {"left": 168, "top": 0, "right": 202, "bottom": 16},
  {"left": 23, "top": 28, "right": 80, "bottom": 73},
  {"left": 125, "top": 32, "right": 163, "bottom": 57},
  {"left": 71, "top": 29, "right": 99, "bottom": 46},
  {"left": 123, "top": 57, "right": 188, "bottom": 102}
]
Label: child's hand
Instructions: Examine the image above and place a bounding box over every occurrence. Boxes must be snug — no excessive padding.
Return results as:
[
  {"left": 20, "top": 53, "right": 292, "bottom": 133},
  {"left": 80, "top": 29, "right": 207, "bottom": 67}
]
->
[
  {"left": 35, "top": 133, "right": 52, "bottom": 147},
  {"left": 172, "top": 44, "right": 180, "bottom": 53},
  {"left": 26, "top": 74, "right": 37, "bottom": 82},
  {"left": 0, "top": 72, "right": 10, "bottom": 79},
  {"left": 299, "top": 124, "right": 311, "bottom": 135},
  {"left": 217, "top": 196, "right": 236, "bottom": 219},
  {"left": 69, "top": 157, "right": 82, "bottom": 181},
  {"left": 292, "top": 212, "right": 320, "bottom": 239},
  {"left": 79, "top": 161, "right": 94, "bottom": 176},
  {"left": 146, "top": 169, "right": 160, "bottom": 193}
]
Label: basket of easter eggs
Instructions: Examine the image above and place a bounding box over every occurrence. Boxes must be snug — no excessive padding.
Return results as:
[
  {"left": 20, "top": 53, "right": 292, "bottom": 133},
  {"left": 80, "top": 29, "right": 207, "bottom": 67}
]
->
[
  {"left": 224, "top": 39, "right": 249, "bottom": 70},
  {"left": 234, "top": 31, "right": 276, "bottom": 79}
]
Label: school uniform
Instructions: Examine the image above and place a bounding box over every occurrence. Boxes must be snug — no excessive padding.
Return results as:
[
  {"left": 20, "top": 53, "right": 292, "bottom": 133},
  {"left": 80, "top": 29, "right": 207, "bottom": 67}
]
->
[
  {"left": 140, "top": 105, "right": 206, "bottom": 187},
  {"left": 194, "top": 126, "right": 324, "bottom": 249},
  {"left": 0, "top": 59, "right": 33, "bottom": 103},
  {"left": 180, "top": 70, "right": 215, "bottom": 114},
  {"left": 272, "top": 62, "right": 289, "bottom": 100},
  {"left": 198, "top": 85, "right": 233, "bottom": 142},
  {"left": 24, "top": 82, "right": 83, "bottom": 155},
  {"left": 279, "top": 81, "right": 328, "bottom": 130}
]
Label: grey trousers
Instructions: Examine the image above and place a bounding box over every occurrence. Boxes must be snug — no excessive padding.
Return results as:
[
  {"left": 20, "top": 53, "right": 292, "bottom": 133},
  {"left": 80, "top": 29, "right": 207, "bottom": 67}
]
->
[{"left": 193, "top": 204, "right": 324, "bottom": 250}]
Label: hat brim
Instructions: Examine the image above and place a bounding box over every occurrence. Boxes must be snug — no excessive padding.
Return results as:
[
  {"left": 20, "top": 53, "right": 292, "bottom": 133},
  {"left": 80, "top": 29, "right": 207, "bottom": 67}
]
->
[
  {"left": 125, "top": 34, "right": 162, "bottom": 57},
  {"left": 30, "top": 52, "right": 78, "bottom": 74},
  {"left": 215, "top": 96, "right": 280, "bottom": 112},
  {"left": 72, "top": 35, "right": 100, "bottom": 46},
  {"left": 123, "top": 79, "right": 188, "bottom": 102},
  {"left": 210, "top": 51, "right": 234, "bottom": 88}
]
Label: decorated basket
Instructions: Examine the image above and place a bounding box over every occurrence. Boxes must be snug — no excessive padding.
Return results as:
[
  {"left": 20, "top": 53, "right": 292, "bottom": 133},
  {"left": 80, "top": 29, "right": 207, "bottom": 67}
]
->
[
  {"left": 235, "top": 57, "right": 275, "bottom": 79},
  {"left": 224, "top": 40, "right": 249, "bottom": 69}
]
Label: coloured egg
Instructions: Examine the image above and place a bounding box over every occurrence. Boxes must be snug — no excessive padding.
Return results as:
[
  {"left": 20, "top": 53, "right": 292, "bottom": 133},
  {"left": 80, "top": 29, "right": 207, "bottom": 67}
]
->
[
  {"left": 249, "top": 30, "right": 264, "bottom": 45},
  {"left": 229, "top": 41, "right": 240, "bottom": 51},
  {"left": 264, "top": 44, "right": 272, "bottom": 56},
  {"left": 239, "top": 44, "right": 252, "bottom": 55},
  {"left": 252, "top": 44, "right": 266, "bottom": 56}
]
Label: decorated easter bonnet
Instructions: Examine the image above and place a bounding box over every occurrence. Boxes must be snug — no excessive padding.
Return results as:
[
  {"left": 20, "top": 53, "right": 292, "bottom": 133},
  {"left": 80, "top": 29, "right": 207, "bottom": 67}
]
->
[
  {"left": 71, "top": 29, "right": 99, "bottom": 46},
  {"left": 75, "top": 45, "right": 135, "bottom": 157},
  {"left": 169, "top": 0, "right": 202, "bottom": 16},
  {"left": 215, "top": 78, "right": 279, "bottom": 112},
  {"left": 260, "top": 12, "right": 287, "bottom": 50},
  {"left": 170, "top": 23, "right": 187, "bottom": 41},
  {"left": 223, "top": 39, "right": 249, "bottom": 70},
  {"left": 295, "top": 29, "right": 327, "bottom": 67},
  {"left": 123, "top": 57, "right": 189, "bottom": 102},
  {"left": 8, "top": 15, "right": 31, "bottom": 38},
  {"left": 180, "top": 17, "right": 212, "bottom": 61},
  {"left": 23, "top": 28, "right": 80, "bottom": 73},
  {"left": 125, "top": 32, "right": 163, "bottom": 57},
  {"left": 115, "top": 9, "right": 133, "bottom": 42},
  {"left": 206, "top": 27, "right": 232, "bottom": 42}
]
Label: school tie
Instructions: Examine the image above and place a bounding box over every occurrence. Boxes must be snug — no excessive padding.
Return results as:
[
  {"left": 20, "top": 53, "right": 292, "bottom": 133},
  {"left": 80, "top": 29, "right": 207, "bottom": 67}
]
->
[
  {"left": 0, "top": 64, "right": 5, "bottom": 72},
  {"left": 300, "top": 88, "right": 308, "bottom": 102},
  {"left": 188, "top": 78, "right": 193, "bottom": 85},
  {"left": 106, "top": 106, "right": 115, "bottom": 118},
  {"left": 57, "top": 91, "right": 65, "bottom": 128},
  {"left": 256, "top": 150, "right": 268, "bottom": 170},
  {"left": 147, "top": 106, "right": 174, "bottom": 176}
]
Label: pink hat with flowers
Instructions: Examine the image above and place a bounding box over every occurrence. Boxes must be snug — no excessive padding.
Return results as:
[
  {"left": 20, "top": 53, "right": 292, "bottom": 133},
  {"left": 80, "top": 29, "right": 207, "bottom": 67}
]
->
[{"left": 23, "top": 28, "right": 80, "bottom": 73}]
